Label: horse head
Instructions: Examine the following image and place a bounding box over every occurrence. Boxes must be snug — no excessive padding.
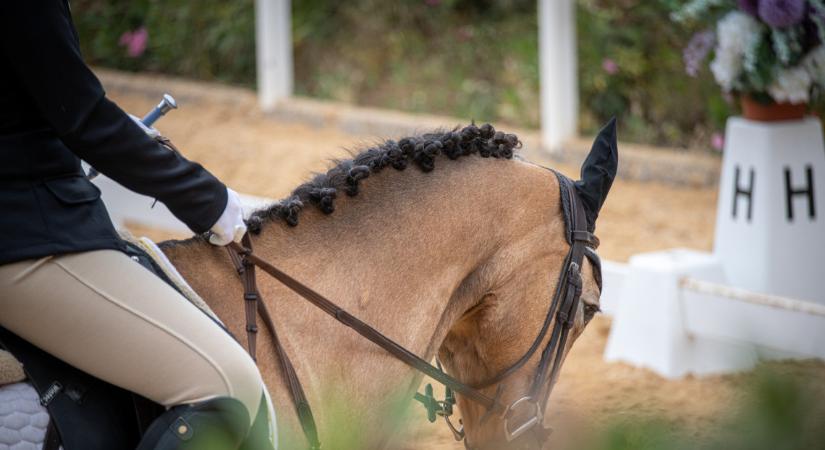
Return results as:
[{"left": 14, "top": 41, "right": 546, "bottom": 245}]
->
[{"left": 439, "top": 119, "right": 618, "bottom": 449}]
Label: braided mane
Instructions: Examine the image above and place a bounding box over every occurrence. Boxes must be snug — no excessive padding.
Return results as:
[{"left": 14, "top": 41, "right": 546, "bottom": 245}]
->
[{"left": 246, "top": 123, "right": 521, "bottom": 233}]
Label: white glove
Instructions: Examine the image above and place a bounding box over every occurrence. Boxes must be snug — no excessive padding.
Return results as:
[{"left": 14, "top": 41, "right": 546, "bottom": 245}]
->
[
  {"left": 128, "top": 114, "right": 161, "bottom": 138},
  {"left": 209, "top": 188, "right": 247, "bottom": 246}
]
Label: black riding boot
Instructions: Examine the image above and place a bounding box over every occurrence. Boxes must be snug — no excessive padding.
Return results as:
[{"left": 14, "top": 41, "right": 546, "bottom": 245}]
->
[
  {"left": 136, "top": 397, "right": 250, "bottom": 450},
  {"left": 239, "top": 394, "right": 275, "bottom": 450}
]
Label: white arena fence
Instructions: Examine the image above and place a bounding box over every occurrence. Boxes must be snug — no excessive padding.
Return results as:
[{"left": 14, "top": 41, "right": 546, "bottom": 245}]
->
[{"left": 601, "top": 251, "right": 825, "bottom": 378}]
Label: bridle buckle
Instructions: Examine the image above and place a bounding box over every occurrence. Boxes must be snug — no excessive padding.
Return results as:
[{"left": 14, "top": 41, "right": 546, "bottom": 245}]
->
[{"left": 502, "top": 396, "right": 543, "bottom": 442}]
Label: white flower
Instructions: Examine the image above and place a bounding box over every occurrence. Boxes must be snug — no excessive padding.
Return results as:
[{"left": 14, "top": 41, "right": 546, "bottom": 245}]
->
[
  {"left": 768, "top": 66, "right": 812, "bottom": 104},
  {"left": 803, "top": 45, "right": 825, "bottom": 85},
  {"left": 710, "top": 11, "right": 763, "bottom": 91},
  {"left": 717, "top": 11, "right": 762, "bottom": 55},
  {"left": 711, "top": 49, "right": 743, "bottom": 91}
]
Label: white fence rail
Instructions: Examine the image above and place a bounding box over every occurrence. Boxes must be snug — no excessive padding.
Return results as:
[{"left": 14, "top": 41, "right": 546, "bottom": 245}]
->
[{"left": 681, "top": 278, "right": 825, "bottom": 360}]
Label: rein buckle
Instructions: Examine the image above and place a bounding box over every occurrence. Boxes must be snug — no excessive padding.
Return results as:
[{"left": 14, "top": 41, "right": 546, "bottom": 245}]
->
[
  {"left": 414, "top": 383, "right": 458, "bottom": 423},
  {"left": 414, "top": 383, "right": 466, "bottom": 441},
  {"left": 502, "top": 396, "right": 543, "bottom": 442}
]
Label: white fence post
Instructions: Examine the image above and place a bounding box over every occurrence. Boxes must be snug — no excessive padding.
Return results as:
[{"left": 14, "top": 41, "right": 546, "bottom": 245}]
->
[
  {"left": 255, "top": 0, "right": 293, "bottom": 110},
  {"left": 538, "top": 0, "right": 578, "bottom": 152}
]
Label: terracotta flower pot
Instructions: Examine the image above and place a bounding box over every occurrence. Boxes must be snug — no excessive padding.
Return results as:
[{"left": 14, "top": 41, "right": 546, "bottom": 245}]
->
[{"left": 741, "top": 95, "right": 807, "bottom": 122}]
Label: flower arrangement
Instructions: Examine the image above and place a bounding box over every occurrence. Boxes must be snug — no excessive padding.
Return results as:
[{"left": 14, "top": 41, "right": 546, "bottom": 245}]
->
[{"left": 672, "top": 0, "right": 825, "bottom": 108}]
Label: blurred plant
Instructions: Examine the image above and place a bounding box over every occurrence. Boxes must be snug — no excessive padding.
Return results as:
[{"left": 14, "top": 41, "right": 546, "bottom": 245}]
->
[
  {"left": 292, "top": 0, "right": 540, "bottom": 127},
  {"left": 578, "top": 0, "right": 731, "bottom": 148},
  {"left": 119, "top": 26, "right": 148, "bottom": 58},
  {"left": 669, "top": 0, "right": 825, "bottom": 105},
  {"left": 602, "top": 58, "right": 619, "bottom": 75},
  {"left": 684, "top": 30, "right": 717, "bottom": 76},
  {"left": 582, "top": 367, "right": 825, "bottom": 450},
  {"left": 72, "top": 0, "right": 737, "bottom": 151},
  {"left": 73, "top": 0, "right": 256, "bottom": 85},
  {"left": 711, "top": 131, "right": 726, "bottom": 150}
]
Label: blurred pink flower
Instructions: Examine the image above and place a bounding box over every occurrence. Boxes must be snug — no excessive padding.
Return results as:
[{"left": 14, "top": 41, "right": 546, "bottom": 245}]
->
[
  {"left": 602, "top": 58, "right": 618, "bottom": 75},
  {"left": 119, "top": 26, "right": 148, "bottom": 58},
  {"left": 711, "top": 132, "right": 725, "bottom": 152},
  {"left": 457, "top": 26, "right": 474, "bottom": 41}
]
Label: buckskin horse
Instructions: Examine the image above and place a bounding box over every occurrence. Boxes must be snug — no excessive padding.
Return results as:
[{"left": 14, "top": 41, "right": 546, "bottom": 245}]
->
[
  {"left": 159, "top": 120, "right": 617, "bottom": 449},
  {"left": 1, "top": 120, "right": 616, "bottom": 450}
]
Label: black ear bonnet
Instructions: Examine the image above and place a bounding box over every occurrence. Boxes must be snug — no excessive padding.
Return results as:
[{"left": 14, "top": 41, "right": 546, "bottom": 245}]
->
[{"left": 573, "top": 118, "right": 618, "bottom": 232}]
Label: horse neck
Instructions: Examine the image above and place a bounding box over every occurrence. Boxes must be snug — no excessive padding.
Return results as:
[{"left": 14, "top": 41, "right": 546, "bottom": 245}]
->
[{"left": 162, "top": 157, "right": 558, "bottom": 446}]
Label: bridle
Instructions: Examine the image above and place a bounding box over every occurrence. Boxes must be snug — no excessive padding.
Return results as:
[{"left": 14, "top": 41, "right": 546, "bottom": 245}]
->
[{"left": 225, "top": 170, "right": 601, "bottom": 450}]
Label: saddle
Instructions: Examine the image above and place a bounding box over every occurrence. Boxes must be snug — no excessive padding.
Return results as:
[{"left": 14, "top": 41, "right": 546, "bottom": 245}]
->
[{"left": 0, "top": 235, "right": 217, "bottom": 450}]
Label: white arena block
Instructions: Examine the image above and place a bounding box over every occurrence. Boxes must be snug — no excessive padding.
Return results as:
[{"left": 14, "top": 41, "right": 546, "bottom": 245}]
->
[
  {"left": 715, "top": 117, "right": 825, "bottom": 303},
  {"left": 604, "top": 249, "right": 758, "bottom": 378},
  {"left": 599, "top": 260, "right": 628, "bottom": 316},
  {"left": 93, "top": 174, "right": 273, "bottom": 233}
]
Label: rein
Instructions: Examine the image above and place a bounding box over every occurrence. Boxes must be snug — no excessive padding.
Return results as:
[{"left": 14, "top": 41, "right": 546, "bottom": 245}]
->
[{"left": 225, "top": 171, "right": 599, "bottom": 450}]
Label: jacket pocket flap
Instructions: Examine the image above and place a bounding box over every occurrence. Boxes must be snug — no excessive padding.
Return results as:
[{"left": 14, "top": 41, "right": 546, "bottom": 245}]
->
[{"left": 44, "top": 176, "right": 102, "bottom": 204}]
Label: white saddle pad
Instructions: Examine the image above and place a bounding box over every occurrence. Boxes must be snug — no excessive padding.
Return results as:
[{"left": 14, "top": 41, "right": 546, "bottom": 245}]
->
[{"left": 0, "top": 382, "right": 51, "bottom": 450}]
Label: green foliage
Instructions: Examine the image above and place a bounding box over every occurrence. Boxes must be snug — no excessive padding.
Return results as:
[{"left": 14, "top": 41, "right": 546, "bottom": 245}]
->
[
  {"left": 711, "top": 371, "right": 825, "bottom": 450},
  {"left": 72, "top": 0, "right": 256, "bottom": 86},
  {"left": 292, "top": 0, "right": 541, "bottom": 127},
  {"left": 577, "top": 0, "right": 731, "bottom": 147},
  {"left": 72, "top": 0, "right": 732, "bottom": 149},
  {"left": 584, "top": 369, "right": 825, "bottom": 450}
]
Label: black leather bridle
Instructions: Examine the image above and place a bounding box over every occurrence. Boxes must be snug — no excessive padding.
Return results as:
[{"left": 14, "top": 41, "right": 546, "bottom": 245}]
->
[
  {"left": 226, "top": 170, "right": 601, "bottom": 450},
  {"left": 458, "top": 170, "right": 601, "bottom": 449}
]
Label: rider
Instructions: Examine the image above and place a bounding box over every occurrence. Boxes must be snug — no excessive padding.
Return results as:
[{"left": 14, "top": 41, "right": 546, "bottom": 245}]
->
[{"left": 0, "top": 2, "right": 273, "bottom": 449}]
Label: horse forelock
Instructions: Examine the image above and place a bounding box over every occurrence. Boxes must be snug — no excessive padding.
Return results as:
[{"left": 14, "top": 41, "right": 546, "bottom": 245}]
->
[{"left": 244, "top": 123, "right": 522, "bottom": 233}]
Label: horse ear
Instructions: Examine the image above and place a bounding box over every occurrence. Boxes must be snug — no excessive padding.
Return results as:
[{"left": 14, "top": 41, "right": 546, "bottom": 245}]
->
[{"left": 574, "top": 117, "right": 618, "bottom": 231}]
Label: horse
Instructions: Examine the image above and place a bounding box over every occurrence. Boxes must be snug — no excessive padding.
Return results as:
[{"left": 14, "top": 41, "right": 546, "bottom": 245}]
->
[{"left": 155, "top": 121, "right": 617, "bottom": 449}]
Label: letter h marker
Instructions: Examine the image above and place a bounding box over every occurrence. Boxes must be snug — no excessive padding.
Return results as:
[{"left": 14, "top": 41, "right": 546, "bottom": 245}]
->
[
  {"left": 784, "top": 165, "right": 816, "bottom": 221},
  {"left": 732, "top": 165, "right": 754, "bottom": 222}
]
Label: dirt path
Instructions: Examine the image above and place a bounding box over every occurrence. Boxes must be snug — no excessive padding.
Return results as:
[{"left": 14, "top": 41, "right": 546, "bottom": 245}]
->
[{"left": 107, "top": 85, "right": 822, "bottom": 450}]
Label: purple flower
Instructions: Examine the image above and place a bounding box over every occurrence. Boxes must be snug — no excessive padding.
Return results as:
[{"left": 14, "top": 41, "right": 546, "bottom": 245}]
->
[
  {"left": 711, "top": 132, "right": 725, "bottom": 152},
  {"left": 119, "top": 26, "right": 148, "bottom": 58},
  {"left": 683, "top": 30, "right": 716, "bottom": 77},
  {"left": 758, "top": 0, "right": 807, "bottom": 27},
  {"left": 738, "top": 0, "right": 760, "bottom": 16},
  {"left": 602, "top": 58, "right": 618, "bottom": 75}
]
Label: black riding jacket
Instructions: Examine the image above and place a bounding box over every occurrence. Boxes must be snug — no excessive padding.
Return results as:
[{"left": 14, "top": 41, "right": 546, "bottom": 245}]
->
[{"left": 0, "top": 1, "right": 227, "bottom": 265}]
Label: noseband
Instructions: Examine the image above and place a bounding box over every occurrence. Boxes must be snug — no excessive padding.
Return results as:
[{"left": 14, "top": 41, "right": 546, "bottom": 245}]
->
[{"left": 225, "top": 170, "right": 600, "bottom": 450}]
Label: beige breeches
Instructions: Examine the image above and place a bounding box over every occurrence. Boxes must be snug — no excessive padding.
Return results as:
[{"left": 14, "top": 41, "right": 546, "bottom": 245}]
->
[{"left": 0, "top": 249, "right": 262, "bottom": 421}]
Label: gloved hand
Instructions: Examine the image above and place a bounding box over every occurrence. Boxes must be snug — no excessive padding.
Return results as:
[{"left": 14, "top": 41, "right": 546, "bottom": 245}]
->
[{"left": 209, "top": 188, "right": 247, "bottom": 246}]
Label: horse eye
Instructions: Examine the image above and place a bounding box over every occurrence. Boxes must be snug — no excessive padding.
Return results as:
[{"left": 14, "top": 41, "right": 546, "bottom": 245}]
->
[{"left": 583, "top": 303, "right": 601, "bottom": 322}]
